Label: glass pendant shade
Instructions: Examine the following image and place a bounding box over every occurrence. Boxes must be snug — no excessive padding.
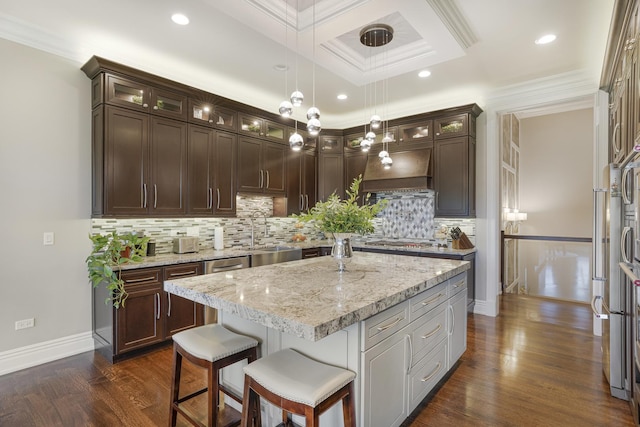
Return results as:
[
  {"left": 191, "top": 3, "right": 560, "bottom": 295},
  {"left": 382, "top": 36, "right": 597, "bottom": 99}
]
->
[
  {"left": 365, "top": 131, "right": 376, "bottom": 142},
  {"left": 370, "top": 114, "right": 381, "bottom": 129},
  {"left": 306, "top": 106, "right": 320, "bottom": 120},
  {"left": 289, "top": 132, "right": 304, "bottom": 151},
  {"left": 290, "top": 90, "right": 304, "bottom": 107},
  {"left": 360, "top": 139, "right": 372, "bottom": 152},
  {"left": 279, "top": 100, "right": 293, "bottom": 117},
  {"left": 307, "top": 117, "right": 321, "bottom": 136},
  {"left": 381, "top": 155, "right": 393, "bottom": 169},
  {"left": 382, "top": 134, "right": 393, "bottom": 143},
  {"left": 378, "top": 149, "right": 389, "bottom": 158}
]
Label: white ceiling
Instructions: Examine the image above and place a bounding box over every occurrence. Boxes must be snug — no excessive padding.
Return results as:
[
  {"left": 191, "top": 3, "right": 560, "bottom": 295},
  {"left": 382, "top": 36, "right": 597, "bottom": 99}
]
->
[{"left": 0, "top": 0, "right": 615, "bottom": 128}]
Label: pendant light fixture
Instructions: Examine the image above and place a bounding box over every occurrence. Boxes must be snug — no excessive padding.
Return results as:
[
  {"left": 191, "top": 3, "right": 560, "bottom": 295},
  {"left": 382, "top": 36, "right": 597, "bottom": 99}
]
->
[
  {"left": 289, "top": 120, "right": 304, "bottom": 151},
  {"left": 278, "top": 0, "right": 293, "bottom": 118},
  {"left": 290, "top": 0, "right": 303, "bottom": 108},
  {"left": 306, "top": 0, "right": 321, "bottom": 137},
  {"left": 360, "top": 23, "right": 394, "bottom": 165}
]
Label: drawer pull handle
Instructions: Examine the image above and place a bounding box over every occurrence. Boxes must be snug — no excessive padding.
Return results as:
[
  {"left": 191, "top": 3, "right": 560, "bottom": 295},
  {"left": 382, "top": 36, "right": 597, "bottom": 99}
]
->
[
  {"left": 169, "top": 270, "right": 196, "bottom": 277},
  {"left": 377, "top": 316, "right": 403, "bottom": 331},
  {"left": 125, "top": 276, "right": 156, "bottom": 284},
  {"left": 421, "top": 324, "right": 442, "bottom": 339},
  {"left": 421, "top": 362, "right": 442, "bottom": 382},
  {"left": 452, "top": 280, "right": 464, "bottom": 288},
  {"left": 421, "top": 293, "right": 444, "bottom": 306}
]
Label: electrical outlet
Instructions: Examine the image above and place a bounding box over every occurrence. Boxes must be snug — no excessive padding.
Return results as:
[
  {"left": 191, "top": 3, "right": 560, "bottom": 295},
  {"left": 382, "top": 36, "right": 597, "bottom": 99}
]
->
[
  {"left": 15, "top": 318, "right": 35, "bottom": 330},
  {"left": 43, "top": 232, "right": 54, "bottom": 246}
]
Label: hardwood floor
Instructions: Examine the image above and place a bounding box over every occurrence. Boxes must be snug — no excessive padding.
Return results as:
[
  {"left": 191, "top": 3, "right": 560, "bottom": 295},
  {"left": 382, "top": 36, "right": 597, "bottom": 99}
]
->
[{"left": 0, "top": 295, "right": 635, "bottom": 426}]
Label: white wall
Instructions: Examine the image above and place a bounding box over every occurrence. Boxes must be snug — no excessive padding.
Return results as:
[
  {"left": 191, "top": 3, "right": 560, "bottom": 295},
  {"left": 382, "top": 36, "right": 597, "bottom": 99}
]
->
[
  {"left": 0, "top": 38, "right": 93, "bottom": 364},
  {"left": 519, "top": 109, "right": 593, "bottom": 237}
]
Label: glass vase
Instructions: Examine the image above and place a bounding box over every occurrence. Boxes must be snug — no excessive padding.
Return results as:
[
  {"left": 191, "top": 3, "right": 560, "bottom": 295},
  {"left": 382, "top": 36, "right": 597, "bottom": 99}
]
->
[{"left": 331, "top": 233, "right": 353, "bottom": 272}]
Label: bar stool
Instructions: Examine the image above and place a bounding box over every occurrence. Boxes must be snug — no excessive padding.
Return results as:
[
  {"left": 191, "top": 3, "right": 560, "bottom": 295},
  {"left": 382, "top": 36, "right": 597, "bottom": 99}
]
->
[
  {"left": 169, "top": 324, "right": 259, "bottom": 427},
  {"left": 240, "top": 348, "right": 356, "bottom": 427}
]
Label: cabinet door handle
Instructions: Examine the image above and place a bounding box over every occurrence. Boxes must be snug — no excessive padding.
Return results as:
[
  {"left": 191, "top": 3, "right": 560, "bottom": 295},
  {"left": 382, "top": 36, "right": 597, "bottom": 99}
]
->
[
  {"left": 125, "top": 276, "right": 157, "bottom": 284},
  {"left": 435, "top": 192, "right": 439, "bottom": 209},
  {"left": 156, "top": 293, "right": 161, "bottom": 320},
  {"left": 406, "top": 335, "right": 413, "bottom": 374},
  {"left": 216, "top": 188, "right": 220, "bottom": 209},
  {"left": 259, "top": 170, "right": 264, "bottom": 188},
  {"left": 622, "top": 168, "right": 632, "bottom": 204},
  {"left": 266, "top": 170, "right": 270, "bottom": 189},
  {"left": 208, "top": 188, "right": 213, "bottom": 209},
  {"left": 421, "top": 293, "right": 444, "bottom": 306},
  {"left": 300, "top": 194, "right": 304, "bottom": 211},
  {"left": 167, "top": 293, "right": 172, "bottom": 317},
  {"left": 622, "top": 226, "right": 632, "bottom": 263},
  {"left": 153, "top": 184, "right": 158, "bottom": 209},
  {"left": 376, "top": 316, "right": 402, "bottom": 331},
  {"left": 449, "top": 305, "right": 455, "bottom": 334},
  {"left": 305, "top": 194, "right": 309, "bottom": 211},
  {"left": 168, "top": 270, "right": 196, "bottom": 277},
  {"left": 421, "top": 362, "right": 442, "bottom": 382},
  {"left": 421, "top": 323, "right": 442, "bottom": 339},
  {"left": 612, "top": 122, "right": 621, "bottom": 153},
  {"left": 143, "top": 184, "right": 147, "bottom": 208},
  {"left": 452, "top": 280, "right": 465, "bottom": 289}
]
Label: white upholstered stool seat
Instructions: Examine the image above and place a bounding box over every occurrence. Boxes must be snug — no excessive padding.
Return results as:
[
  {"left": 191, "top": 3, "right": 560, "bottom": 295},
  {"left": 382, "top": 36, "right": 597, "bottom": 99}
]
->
[
  {"left": 169, "top": 324, "right": 259, "bottom": 427},
  {"left": 241, "top": 348, "right": 356, "bottom": 427}
]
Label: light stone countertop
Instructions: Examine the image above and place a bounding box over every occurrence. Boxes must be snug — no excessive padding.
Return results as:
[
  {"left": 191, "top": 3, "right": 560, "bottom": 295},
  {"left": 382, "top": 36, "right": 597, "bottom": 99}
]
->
[
  {"left": 164, "top": 252, "right": 470, "bottom": 341},
  {"left": 121, "top": 240, "right": 475, "bottom": 270}
]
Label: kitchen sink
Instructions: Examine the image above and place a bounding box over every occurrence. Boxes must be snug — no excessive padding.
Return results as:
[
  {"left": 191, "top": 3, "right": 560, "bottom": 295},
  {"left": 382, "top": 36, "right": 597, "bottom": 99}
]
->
[{"left": 250, "top": 246, "right": 302, "bottom": 267}]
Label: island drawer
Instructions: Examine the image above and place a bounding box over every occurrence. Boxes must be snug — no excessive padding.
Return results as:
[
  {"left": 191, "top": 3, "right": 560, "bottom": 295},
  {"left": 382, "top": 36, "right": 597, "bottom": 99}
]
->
[
  {"left": 410, "top": 303, "right": 447, "bottom": 365},
  {"left": 362, "top": 300, "right": 410, "bottom": 350},
  {"left": 410, "top": 281, "right": 447, "bottom": 321},
  {"left": 448, "top": 273, "right": 467, "bottom": 297},
  {"left": 121, "top": 267, "right": 163, "bottom": 291},
  {"left": 408, "top": 340, "right": 448, "bottom": 413}
]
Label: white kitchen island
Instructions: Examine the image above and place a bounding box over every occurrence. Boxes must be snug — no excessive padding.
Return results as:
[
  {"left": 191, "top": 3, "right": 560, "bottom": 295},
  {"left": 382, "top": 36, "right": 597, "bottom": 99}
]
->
[{"left": 165, "top": 252, "right": 470, "bottom": 427}]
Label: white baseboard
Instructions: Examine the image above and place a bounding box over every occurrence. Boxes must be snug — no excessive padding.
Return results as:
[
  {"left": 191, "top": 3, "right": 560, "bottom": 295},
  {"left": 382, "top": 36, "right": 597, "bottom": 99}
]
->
[
  {"left": 472, "top": 299, "right": 496, "bottom": 317},
  {"left": 0, "top": 332, "right": 95, "bottom": 376}
]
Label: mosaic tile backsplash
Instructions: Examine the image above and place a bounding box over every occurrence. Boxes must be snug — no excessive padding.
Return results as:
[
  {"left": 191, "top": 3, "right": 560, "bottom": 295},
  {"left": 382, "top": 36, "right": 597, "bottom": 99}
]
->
[{"left": 91, "top": 193, "right": 475, "bottom": 254}]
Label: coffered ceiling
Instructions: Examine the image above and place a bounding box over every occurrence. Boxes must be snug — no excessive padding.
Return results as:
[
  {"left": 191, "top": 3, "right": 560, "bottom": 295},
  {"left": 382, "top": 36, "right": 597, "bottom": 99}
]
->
[{"left": 0, "top": 0, "right": 615, "bottom": 128}]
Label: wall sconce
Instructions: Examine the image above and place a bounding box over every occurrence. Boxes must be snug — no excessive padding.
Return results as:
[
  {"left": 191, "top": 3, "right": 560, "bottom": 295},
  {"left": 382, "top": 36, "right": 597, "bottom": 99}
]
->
[{"left": 504, "top": 209, "right": 527, "bottom": 233}]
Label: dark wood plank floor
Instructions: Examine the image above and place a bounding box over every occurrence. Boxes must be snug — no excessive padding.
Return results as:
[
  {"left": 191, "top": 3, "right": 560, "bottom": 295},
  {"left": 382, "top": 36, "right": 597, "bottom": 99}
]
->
[{"left": 0, "top": 295, "right": 635, "bottom": 426}]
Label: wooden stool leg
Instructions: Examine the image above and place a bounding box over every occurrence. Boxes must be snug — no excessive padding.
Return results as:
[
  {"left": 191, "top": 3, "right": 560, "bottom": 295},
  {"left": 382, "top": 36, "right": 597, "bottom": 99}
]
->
[
  {"left": 342, "top": 382, "right": 356, "bottom": 427},
  {"left": 169, "top": 347, "right": 182, "bottom": 427},
  {"left": 208, "top": 362, "right": 216, "bottom": 427},
  {"left": 241, "top": 377, "right": 261, "bottom": 427}
]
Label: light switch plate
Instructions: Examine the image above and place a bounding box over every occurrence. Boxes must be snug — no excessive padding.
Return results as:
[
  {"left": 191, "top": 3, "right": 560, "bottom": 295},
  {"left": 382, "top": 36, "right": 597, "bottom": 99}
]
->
[{"left": 43, "top": 232, "right": 54, "bottom": 246}]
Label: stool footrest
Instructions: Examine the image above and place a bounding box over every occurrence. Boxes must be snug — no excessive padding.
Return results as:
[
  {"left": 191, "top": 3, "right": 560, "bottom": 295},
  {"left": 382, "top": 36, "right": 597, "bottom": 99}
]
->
[{"left": 177, "top": 387, "right": 208, "bottom": 404}]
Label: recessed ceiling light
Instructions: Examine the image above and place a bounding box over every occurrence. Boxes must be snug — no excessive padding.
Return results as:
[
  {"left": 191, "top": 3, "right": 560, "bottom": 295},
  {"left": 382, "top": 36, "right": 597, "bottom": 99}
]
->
[
  {"left": 337, "top": 94, "right": 348, "bottom": 100},
  {"left": 273, "top": 64, "right": 289, "bottom": 72},
  {"left": 418, "top": 70, "right": 431, "bottom": 78},
  {"left": 535, "top": 34, "right": 556, "bottom": 45},
  {"left": 171, "top": 13, "right": 190, "bottom": 25}
]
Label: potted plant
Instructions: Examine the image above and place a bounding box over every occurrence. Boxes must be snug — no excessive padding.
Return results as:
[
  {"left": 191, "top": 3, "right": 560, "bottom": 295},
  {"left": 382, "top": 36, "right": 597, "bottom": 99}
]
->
[
  {"left": 294, "top": 175, "right": 387, "bottom": 271},
  {"left": 86, "top": 231, "right": 149, "bottom": 308}
]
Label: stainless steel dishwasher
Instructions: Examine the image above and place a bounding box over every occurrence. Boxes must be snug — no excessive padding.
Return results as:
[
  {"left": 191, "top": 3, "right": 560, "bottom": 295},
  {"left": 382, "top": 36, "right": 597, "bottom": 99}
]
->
[{"left": 203, "top": 256, "right": 250, "bottom": 323}]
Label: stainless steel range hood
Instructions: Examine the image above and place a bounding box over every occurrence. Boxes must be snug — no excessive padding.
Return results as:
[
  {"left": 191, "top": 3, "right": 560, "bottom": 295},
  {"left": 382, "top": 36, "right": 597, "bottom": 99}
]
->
[{"left": 362, "top": 148, "right": 432, "bottom": 192}]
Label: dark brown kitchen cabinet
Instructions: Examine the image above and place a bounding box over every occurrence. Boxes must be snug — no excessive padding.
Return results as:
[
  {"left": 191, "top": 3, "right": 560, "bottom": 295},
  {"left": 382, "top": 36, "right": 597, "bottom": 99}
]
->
[
  {"left": 187, "top": 125, "right": 237, "bottom": 216},
  {"left": 239, "top": 113, "right": 287, "bottom": 143},
  {"left": 344, "top": 150, "right": 368, "bottom": 205},
  {"left": 286, "top": 149, "right": 317, "bottom": 215},
  {"left": 434, "top": 136, "right": 475, "bottom": 217},
  {"left": 434, "top": 114, "right": 470, "bottom": 139},
  {"left": 99, "top": 106, "right": 187, "bottom": 216},
  {"left": 115, "top": 268, "right": 164, "bottom": 355},
  {"left": 288, "top": 127, "right": 318, "bottom": 151},
  {"left": 164, "top": 263, "right": 205, "bottom": 336},
  {"left": 399, "top": 121, "right": 433, "bottom": 146},
  {"left": 237, "top": 136, "right": 286, "bottom": 195},
  {"left": 93, "top": 263, "right": 204, "bottom": 363},
  {"left": 318, "top": 150, "right": 344, "bottom": 201},
  {"left": 105, "top": 74, "right": 187, "bottom": 120}
]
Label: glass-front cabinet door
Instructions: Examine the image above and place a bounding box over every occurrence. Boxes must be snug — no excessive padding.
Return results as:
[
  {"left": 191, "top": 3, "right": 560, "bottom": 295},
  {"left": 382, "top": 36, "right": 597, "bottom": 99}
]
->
[
  {"left": 399, "top": 122, "right": 433, "bottom": 145},
  {"left": 150, "top": 88, "right": 187, "bottom": 120},
  {"left": 265, "top": 120, "right": 286, "bottom": 142},
  {"left": 239, "top": 114, "right": 265, "bottom": 138},
  {"left": 434, "top": 114, "right": 468, "bottom": 139},
  {"left": 106, "top": 75, "right": 150, "bottom": 112},
  {"left": 189, "top": 100, "right": 237, "bottom": 131}
]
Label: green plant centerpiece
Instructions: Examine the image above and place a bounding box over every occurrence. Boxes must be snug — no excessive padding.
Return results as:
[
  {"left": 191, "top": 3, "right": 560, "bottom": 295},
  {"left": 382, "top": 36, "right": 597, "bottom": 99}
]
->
[
  {"left": 86, "top": 231, "right": 149, "bottom": 308},
  {"left": 294, "top": 175, "right": 387, "bottom": 271}
]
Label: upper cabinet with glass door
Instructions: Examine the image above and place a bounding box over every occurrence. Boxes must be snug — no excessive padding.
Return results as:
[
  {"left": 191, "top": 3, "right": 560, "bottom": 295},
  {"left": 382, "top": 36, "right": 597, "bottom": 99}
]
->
[
  {"left": 238, "top": 113, "right": 287, "bottom": 143},
  {"left": 399, "top": 121, "right": 433, "bottom": 146},
  {"left": 189, "top": 98, "right": 237, "bottom": 131},
  {"left": 434, "top": 114, "right": 472, "bottom": 139},
  {"left": 105, "top": 74, "right": 187, "bottom": 120}
]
